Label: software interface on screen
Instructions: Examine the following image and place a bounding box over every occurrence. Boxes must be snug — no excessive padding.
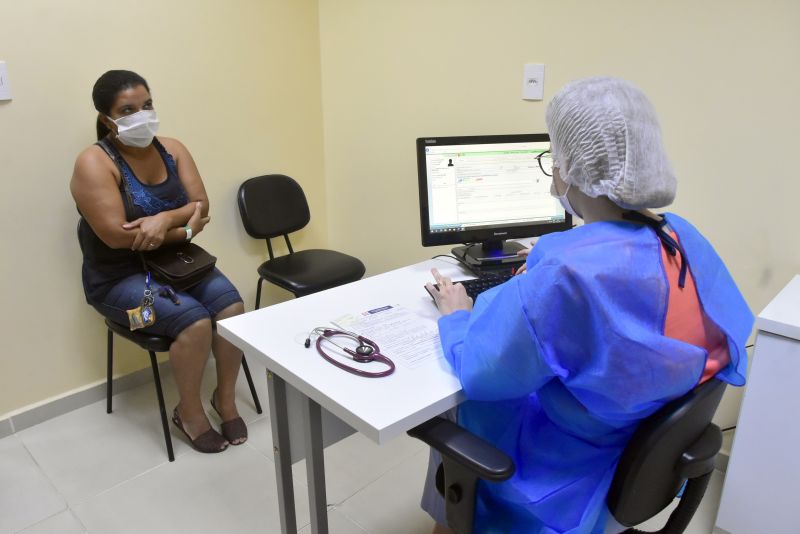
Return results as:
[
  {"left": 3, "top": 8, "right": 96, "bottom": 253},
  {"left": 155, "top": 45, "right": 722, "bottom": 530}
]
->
[{"left": 423, "top": 140, "right": 563, "bottom": 234}]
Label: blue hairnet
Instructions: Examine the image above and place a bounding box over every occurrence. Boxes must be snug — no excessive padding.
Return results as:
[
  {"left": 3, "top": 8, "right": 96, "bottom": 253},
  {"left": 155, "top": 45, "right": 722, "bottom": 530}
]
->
[{"left": 546, "top": 77, "right": 677, "bottom": 210}]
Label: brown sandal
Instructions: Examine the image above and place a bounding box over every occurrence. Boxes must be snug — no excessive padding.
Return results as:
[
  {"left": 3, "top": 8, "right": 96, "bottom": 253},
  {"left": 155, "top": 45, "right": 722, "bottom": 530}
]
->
[
  {"left": 171, "top": 407, "right": 229, "bottom": 453},
  {"left": 210, "top": 390, "right": 248, "bottom": 445}
]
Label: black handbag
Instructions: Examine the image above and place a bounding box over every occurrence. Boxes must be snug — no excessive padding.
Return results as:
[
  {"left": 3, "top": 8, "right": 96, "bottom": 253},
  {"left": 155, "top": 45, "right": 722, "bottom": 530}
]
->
[
  {"left": 96, "top": 138, "right": 217, "bottom": 291},
  {"left": 142, "top": 243, "right": 217, "bottom": 291}
]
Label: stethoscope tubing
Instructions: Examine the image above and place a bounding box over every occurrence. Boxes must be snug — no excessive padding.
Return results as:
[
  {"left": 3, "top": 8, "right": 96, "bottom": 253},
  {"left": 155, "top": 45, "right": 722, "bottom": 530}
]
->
[{"left": 307, "top": 328, "right": 396, "bottom": 378}]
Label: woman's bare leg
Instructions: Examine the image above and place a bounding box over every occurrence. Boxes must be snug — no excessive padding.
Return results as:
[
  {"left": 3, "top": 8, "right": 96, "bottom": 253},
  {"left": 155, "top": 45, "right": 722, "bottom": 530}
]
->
[
  {"left": 212, "top": 301, "right": 246, "bottom": 441},
  {"left": 170, "top": 317, "right": 223, "bottom": 447},
  {"left": 432, "top": 524, "right": 455, "bottom": 534}
]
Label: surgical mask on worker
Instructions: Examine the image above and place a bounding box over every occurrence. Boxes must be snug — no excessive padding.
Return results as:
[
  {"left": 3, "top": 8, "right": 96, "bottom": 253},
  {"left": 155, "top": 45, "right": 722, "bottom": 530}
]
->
[
  {"left": 108, "top": 110, "right": 159, "bottom": 148},
  {"left": 552, "top": 181, "right": 579, "bottom": 217}
]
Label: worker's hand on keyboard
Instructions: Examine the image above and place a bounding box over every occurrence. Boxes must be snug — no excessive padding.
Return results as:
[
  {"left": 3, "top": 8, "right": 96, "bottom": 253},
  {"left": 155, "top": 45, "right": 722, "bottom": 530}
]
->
[
  {"left": 515, "top": 241, "right": 535, "bottom": 275},
  {"left": 427, "top": 268, "right": 473, "bottom": 315}
]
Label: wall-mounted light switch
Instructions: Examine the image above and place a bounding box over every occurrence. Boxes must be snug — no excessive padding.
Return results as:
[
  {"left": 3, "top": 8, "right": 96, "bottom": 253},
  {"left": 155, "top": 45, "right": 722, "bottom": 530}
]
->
[
  {"left": 0, "top": 62, "right": 13, "bottom": 101},
  {"left": 522, "top": 63, "right": 544, "bottom": 101}
]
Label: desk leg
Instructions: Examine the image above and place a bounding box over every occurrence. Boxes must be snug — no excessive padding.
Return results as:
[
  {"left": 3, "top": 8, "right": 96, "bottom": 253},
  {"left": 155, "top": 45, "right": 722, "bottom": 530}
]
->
[
  {"left": 267, "top": 371, "right": 297, "bottom": 534},
  {"left": 303, "top": 397, "right": 329, "bottom": 534}
]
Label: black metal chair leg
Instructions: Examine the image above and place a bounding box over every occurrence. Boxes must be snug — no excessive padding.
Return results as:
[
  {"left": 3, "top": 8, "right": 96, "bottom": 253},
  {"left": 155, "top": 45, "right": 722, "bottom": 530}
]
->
[
  {"left": 149, "top": 351, "right": 175, "bottom": 462},
  {"left": 106, "top": 329, "right": 114, "bottom": 414},
  {"left": 241, "top": 357, "right": 263, "bottom": 414},
  {"left": 255, "top": 277, "right": 264, "bottom": 310}
]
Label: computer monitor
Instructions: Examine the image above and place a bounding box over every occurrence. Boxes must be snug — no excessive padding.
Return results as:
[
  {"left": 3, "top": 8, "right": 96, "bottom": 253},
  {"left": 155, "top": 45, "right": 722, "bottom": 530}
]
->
[{"left": 416, "top": 133, "right": 572, "bottom": 268}]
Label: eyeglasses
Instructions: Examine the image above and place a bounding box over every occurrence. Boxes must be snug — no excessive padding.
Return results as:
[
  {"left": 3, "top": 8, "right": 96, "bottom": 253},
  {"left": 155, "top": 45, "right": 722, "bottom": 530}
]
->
[{"left": 537, "top": 149, "right": 554, "bottom": 177}]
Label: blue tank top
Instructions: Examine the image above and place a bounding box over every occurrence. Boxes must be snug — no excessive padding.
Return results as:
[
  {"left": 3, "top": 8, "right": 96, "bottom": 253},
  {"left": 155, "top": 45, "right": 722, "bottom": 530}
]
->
[{"left": 78, "top": 137, "right": 189, "bottom": 302}]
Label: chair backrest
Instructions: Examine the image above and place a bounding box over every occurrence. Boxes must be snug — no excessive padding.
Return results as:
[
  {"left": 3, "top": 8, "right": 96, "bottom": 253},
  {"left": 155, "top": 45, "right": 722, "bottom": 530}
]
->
[
  {"left": 606, "top": 378, "right": 727, "bottom": 526},
  {"left": 77, "top": 218, "right": 88, "bottom": 254},
  {"left": 237, "top": 174, "right": 311, "bottom": 239}
]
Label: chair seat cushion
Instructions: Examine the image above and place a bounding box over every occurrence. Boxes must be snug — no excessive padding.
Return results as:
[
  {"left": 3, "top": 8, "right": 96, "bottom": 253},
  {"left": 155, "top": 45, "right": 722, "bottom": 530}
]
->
[
  {"left": 258, "top": 249, "right": 366, "bottom": 297},
  {"left": 105, "top": 318, "right": 174, "bottom": 352}
]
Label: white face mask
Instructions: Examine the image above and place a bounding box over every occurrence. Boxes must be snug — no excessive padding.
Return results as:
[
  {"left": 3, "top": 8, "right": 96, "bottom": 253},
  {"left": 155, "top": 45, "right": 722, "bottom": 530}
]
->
[
  {"left": 552, "top": 181, "right": 579, "bottom": 218},
  {"left": 108, "top": 109, "right": 159, "bottom": 148}
]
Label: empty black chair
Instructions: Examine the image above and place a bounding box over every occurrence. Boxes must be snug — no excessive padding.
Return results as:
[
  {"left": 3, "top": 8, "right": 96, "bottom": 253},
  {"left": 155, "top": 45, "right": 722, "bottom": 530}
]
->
[
  {"left": 409, "top": 379, "right": 726, "bottom": 534},
  {"left": 237, "top": 174, "right": 366, "bottom": 308}
]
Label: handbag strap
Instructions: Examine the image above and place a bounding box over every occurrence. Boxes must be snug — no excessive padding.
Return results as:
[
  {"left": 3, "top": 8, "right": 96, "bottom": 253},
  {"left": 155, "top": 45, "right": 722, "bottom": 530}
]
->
[
  {"left": 96, "top": 138, "right": 137, "bottom": 220},
  {"left": 96, "top": 138, "right": 148, "bottom": 271}
]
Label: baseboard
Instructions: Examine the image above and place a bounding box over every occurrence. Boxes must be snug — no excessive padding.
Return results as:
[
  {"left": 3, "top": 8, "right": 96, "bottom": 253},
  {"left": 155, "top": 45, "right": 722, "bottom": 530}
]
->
[
  {"left": 714, "top": 449, "right": 730, "bottom": 473},
  {"left": 0, "top": 418, "right": 12, "bottom": 439},
  {"left": 1, "top": 362, "right": 170, "bottom": 435},
  {"left": 714, "top": 429, "right": 734, "bottom": 473}
]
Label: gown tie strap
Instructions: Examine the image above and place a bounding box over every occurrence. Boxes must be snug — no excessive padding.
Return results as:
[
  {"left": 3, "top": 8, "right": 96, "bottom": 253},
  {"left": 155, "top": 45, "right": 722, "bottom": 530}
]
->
[{"left": 622, "top": 211, "right": 688, "bottom": 289}]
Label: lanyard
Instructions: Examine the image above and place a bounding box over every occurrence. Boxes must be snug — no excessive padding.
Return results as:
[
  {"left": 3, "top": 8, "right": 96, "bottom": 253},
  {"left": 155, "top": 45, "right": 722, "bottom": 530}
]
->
[{"left": 623, "top": 211, "right": 689, "bottom": 288}]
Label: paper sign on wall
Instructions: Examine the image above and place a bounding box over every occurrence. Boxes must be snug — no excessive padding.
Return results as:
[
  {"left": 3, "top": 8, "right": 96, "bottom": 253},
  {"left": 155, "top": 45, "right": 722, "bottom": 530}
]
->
[{"left": 0, "top": 62, "right": 12, "bottom": 101}]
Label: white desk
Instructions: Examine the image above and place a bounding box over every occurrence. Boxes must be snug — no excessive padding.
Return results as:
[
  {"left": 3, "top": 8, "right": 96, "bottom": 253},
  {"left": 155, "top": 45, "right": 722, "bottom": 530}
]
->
[
  {"left": 218, "top": 259, "right": 472, "bottom": 533},
  {"left": 715, "top": 275, "right": 800, "bottom": 534}
]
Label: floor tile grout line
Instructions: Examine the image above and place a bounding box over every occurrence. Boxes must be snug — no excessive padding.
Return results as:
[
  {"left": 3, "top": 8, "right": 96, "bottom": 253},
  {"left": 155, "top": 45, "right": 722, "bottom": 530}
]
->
[
  {"left": 66, "top": 507, "right": 91, "bottom": 534},
  {"left": 330, "top": 504, "right": 373, "bottom": 534},
  {"left": 16, "top": 436, "right": 71, "bottom": 516},
  {"left": 3, "top": 375, "right": 272, "bottom": 531},
  {"left": 67, "top": 450, "right": 184, "bottom": 509},
  {"left": 334, "top": 446, "right": 431, "bottom": 530},
  {"left": 11, "top": 506, "right": 92, "bottom": 534},
  {"left": 299, "top": 437, "right": 427, "bottom": 507}
]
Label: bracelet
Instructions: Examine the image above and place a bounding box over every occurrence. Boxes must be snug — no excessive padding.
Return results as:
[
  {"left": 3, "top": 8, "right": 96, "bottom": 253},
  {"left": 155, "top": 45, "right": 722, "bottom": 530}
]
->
[{"left": 184, "top": 225, "right": 193, "bottom": 241}]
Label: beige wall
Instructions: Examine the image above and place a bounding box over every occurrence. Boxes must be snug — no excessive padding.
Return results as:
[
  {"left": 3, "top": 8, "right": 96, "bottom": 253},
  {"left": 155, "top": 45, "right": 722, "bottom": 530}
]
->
[
  {"left": 317, "top": 0, "right": 800, "bottom": 425},
  {"left": 0, "top": 0, "right": 326, "bottom": 415},
  {"left": 2, "top": 1, "right": 799, "bottom": 423}
]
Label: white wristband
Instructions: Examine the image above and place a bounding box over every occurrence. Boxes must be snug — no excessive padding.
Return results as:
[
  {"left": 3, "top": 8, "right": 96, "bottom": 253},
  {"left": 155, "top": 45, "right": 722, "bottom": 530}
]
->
[{"left": 184, "top": 225, "right": 193, "bottom": 241}]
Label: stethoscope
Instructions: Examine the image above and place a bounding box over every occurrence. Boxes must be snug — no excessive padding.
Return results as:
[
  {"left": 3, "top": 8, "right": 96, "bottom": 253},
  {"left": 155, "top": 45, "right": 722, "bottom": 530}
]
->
[{"left": 304, "top": 327, "right": 396, "bottom": 378}]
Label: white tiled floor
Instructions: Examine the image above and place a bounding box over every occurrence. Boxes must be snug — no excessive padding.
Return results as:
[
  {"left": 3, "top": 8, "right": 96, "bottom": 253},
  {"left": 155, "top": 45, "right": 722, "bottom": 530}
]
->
[{"left": 1, "top": 363, "right": 724, "bottom": 534}]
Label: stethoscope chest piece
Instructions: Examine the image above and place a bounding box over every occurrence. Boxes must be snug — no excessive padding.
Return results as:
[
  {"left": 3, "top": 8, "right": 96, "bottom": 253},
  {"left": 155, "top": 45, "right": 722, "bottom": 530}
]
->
[{"left": 354, "top": 344, "right": 374, "bottom": 362}]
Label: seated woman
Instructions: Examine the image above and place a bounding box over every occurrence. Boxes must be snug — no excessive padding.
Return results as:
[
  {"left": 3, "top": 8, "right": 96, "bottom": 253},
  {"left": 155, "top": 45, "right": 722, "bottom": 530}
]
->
[
  {"left": 71, "top": 70, "right": 248, "bottom": 453},
  {"left": 423, "top": 77, "right": 754, "bottom": 533}
]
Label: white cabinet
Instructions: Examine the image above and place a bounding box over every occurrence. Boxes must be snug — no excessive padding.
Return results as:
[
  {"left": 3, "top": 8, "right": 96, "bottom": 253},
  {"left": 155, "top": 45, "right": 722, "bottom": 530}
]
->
[{"left": 715, "top": 275, "right": 800, "bottom": 534}]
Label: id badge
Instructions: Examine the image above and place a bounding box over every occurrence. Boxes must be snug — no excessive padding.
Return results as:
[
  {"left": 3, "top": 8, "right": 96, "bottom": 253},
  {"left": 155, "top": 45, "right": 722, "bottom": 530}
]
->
[
  {"left": 127, "top": 275, "right": 157, "bottom": 330},
  {"left": 127, "top": 304, "right": 156, "bottom": 330}
]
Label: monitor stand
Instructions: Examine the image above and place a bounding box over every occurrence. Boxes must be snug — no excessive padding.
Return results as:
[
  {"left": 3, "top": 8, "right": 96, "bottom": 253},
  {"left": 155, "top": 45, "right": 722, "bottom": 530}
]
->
[{"left": 452, "top": 239, "right": 526, "bottom": 270}]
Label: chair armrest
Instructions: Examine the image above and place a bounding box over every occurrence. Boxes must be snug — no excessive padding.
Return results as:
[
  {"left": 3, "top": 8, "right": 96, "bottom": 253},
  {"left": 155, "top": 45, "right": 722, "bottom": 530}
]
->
[
  {"left": 408, "top": 417, "right": 515, "bottom": 482},
  {"left": 678, "top": 423, "right": 722, "bottom": 479}
]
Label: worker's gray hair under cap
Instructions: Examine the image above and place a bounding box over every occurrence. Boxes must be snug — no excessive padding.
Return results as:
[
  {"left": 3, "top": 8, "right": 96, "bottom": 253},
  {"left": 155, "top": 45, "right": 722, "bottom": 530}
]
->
[{"left": 545, "top": 77, "right": 677, "bottom": 210}]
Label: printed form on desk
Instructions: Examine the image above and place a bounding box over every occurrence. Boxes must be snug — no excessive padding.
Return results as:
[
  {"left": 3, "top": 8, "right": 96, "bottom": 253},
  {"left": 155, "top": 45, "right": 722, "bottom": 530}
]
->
[{"left": 332, "top": 305, "right": 443, "bottom": 368}]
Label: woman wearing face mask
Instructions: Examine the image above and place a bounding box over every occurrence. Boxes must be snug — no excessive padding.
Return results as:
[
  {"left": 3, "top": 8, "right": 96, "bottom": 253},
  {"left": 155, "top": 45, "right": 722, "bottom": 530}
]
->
[
  {"left": 71, "top": 70, "right": 247, "bottom": 454},
  {"left": 423, "top": 77, "right": 754, "bottom": 533}
]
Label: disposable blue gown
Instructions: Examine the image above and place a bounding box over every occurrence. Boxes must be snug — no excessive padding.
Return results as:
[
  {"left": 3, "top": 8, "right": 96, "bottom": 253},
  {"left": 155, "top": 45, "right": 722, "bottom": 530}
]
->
[{"left": 437, "top": 214, "right": 753, "bottom": 533}]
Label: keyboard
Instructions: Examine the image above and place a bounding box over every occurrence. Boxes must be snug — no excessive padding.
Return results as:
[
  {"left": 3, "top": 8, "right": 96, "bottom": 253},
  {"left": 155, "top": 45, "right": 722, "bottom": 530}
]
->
[{"left": 427, "top": 272, "right": 514, "bottom": 302}]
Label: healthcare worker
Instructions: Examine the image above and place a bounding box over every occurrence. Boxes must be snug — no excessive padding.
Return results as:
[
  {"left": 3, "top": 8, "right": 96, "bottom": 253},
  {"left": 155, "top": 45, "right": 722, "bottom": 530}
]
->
[{"left": 422, "top": 77, "right": 754, "bottom": 534}]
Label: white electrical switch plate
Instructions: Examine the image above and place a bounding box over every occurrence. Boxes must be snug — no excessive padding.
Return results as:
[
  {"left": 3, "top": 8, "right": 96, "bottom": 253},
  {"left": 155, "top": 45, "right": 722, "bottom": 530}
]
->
[
  {"left": 0, "top": 62, "right": 11, "bottom": 100},
  {"left": 522, "top": 63, "right": 545, "bottom": 101}
]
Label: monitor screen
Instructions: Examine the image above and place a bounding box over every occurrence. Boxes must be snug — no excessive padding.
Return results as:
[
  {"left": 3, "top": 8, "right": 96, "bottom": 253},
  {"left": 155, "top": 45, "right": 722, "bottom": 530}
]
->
[{"left": 417, "top": 134, "right": 572, "bottom": 256}]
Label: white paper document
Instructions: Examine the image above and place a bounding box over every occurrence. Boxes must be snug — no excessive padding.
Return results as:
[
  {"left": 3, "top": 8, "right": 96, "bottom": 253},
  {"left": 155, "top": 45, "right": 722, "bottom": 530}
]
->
[{"left": 332, "top": 305, "right": 442, "bottom": 368}]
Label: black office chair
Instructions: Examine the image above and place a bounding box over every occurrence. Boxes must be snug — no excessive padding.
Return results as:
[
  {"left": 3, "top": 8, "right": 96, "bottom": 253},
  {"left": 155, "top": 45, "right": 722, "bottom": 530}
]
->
[
  {"left": 78, "top": 220, "right": 263, "bottom": 462},
  {"left": 607, "top": 378, "right": 726, "bottom": 533},
  {"left": 237, "top": 174, "right": 366, "bottom": 308},
  {"left": 408, "top": 379, "right": 726, "bottom": 534}
]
